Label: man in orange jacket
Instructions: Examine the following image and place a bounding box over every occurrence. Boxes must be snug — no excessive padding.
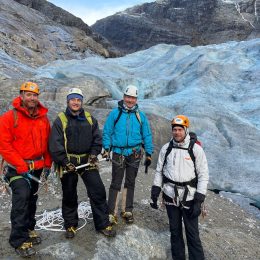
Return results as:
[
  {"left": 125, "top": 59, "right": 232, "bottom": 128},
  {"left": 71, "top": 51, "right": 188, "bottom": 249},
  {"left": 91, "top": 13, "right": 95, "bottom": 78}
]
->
[{"left": 0, "top": 82, "right": 52, "bottom": 257}]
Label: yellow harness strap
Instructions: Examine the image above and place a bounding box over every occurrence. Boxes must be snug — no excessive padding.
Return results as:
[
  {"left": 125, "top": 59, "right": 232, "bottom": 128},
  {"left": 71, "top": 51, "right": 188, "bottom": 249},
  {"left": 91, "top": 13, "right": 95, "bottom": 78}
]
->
[{"left": 57, "top": 111, "right": 93, "bottom": 177}]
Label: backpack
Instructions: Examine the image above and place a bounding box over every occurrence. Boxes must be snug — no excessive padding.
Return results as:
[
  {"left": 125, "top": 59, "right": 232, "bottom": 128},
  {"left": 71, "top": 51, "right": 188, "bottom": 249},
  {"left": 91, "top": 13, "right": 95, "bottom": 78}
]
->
[{"left": 162, "top": 132, "right": 201, "bottom": 185}]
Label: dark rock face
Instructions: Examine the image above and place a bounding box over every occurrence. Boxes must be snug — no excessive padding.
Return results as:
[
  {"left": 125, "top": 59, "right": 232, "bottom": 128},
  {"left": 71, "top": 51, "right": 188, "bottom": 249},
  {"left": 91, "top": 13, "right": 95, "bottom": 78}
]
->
[
  {"left": 14, "top": 0, "right": 93, "bottom": 35},
  {"left": 4, "top": 0, "right": 119, "bottom": 63},
  {"left": 92, "top": 0, "right": 260, "bottom": 54},
  {"left": 13, "top": 0, "right": 121, "bottom": 56}
]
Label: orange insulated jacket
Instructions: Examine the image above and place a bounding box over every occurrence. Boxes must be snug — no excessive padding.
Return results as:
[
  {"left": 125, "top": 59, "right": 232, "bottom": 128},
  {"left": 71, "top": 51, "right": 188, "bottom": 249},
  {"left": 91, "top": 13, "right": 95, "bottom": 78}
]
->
[{"left": 0, "top": 96, "right": 52, "bottom": 173}]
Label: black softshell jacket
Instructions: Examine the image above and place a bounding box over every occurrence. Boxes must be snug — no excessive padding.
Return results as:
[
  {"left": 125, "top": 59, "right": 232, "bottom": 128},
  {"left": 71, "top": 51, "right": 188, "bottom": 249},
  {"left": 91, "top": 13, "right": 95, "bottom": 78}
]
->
[{"left": 49, "top": 108, "right": 102, "bottom": 167}]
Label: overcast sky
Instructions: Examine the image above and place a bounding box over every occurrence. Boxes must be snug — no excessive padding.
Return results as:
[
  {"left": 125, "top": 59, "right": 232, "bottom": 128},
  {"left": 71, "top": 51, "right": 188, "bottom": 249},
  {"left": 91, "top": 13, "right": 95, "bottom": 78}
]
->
[{"left": 48, "top": 0, "right": 154, "bottom": 25}]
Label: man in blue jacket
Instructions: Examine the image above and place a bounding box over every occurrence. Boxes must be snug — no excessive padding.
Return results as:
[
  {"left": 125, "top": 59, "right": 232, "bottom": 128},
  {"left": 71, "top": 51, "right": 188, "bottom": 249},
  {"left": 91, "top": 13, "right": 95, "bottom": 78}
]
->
[{"left": 102, "top": 85, "right": 153, "bottom": 224}]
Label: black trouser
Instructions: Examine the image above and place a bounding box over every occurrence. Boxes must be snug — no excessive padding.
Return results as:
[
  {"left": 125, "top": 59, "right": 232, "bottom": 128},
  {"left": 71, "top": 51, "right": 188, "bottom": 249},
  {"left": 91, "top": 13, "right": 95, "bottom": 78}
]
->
[
  {"left": 6, "top": 167, "right": 41, "bottom": 248},
  {"left": 108, "top": 153, "right": 140, "bottom": 215},
  {"left": 163, "top": 193, "right": 204, "bottom": 260},
  {"left": 61, "top": 168, "right": 110, "bottom": 231}
]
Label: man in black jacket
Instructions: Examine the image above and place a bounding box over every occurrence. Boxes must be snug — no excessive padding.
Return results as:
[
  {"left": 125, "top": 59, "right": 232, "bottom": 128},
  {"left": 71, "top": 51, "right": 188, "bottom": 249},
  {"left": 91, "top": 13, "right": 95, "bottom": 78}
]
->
[{"left": 49, "top": 88, "right": 115, "bottom": 238}]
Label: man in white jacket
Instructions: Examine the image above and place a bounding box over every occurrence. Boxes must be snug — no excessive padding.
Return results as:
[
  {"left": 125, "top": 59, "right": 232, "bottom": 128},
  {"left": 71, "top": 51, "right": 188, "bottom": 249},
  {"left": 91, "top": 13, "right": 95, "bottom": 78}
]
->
[{"left": 150, "top": 115, "right": 209, "bottom": 260}]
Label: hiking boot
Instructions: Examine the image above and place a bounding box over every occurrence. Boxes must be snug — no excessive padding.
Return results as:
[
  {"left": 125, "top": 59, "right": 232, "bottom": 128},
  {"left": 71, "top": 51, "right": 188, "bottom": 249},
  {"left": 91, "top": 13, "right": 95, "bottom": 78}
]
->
[
  {"left": 65, "top": 226, "right": 76, "bottom": 239},
  {"left": 99, "top": 225, "right": 116, "bottom": 237},
  {"left": 121, "top": 211, "right": 134, "bottom": 224},
  {"left": 109, "top": 214, "right": 118, "bottom": 225},
  {"left": 28, "top": 230, "right": 41, "bottom": 245},
  {"left": 15, "top": 242, "right": 36, "bottom": 257}
]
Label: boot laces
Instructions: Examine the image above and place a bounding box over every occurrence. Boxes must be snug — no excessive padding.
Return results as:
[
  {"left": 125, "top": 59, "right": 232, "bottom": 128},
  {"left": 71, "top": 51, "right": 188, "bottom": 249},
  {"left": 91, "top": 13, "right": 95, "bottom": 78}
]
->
[
  {"left": 29, "top": 230, "right": 38, "bottom": 238},
  {"left": 20, "top": 242, "right": 33, "bottom": 250},
  {"left": 67, "top": 226, "right": 76, "bottom": 234},
  {"left": 105, "top": 225, "right": 113, "bottom": 231}
]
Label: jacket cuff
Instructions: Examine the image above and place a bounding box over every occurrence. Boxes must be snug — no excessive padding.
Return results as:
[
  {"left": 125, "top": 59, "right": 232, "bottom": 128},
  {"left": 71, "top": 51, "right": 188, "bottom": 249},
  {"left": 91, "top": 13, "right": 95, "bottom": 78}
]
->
[{"left": 194, "top": 192, "right": 206, "bottom": 202}]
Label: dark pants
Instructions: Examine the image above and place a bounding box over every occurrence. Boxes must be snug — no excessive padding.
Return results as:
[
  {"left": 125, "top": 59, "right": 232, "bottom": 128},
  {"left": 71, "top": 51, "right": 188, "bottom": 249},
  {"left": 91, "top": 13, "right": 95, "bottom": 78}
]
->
[
  {"left": 164, "top": 194, "right": 204, "bottom": 260},
  {"left": 61, "top": 168, "right": 110, "bottom": 231},
  {"left": 6, "top": 167, "right": 41, "bottom": 248},
  {"left": 108, "top": 153, "right": 140, "bottom": 214}
]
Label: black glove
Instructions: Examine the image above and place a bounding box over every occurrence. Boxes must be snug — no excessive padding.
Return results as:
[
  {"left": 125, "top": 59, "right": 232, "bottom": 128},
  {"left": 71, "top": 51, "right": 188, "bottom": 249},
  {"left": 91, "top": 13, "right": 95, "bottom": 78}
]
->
[
  {"left": 65, "top": 162, "right": 76, "bottom": 173},
  {"left": 144, "top": 153, "right": 152, "bottom": 174},
  {"left": 101, "top": 149, "right": 110, "bottom": 160},
  {"left": 188, "top": 192, "right": 206, "bottom": 218},
  {"left": 144, "top": 153, "right": 152, "bottom": 167},
  {"left": 88, "top": 154, "right": 98, "bottom": 166},
  {"left": 150, "top": 185, "right": 161, "bottom": 209}
]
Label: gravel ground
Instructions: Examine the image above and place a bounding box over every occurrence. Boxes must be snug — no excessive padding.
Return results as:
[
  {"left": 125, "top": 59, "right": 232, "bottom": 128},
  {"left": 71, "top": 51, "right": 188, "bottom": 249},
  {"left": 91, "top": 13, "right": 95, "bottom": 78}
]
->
[{"left": 0, "top": 161, "right": 259, "bottom": 259}]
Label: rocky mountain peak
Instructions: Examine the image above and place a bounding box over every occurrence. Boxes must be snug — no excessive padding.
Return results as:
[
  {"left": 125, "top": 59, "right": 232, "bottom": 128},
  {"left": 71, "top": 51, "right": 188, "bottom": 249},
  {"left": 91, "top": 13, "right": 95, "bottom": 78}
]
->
[
  {"left": 92, "top": 0, "right": 260, "bottom": 54},
  {"left": 0, "top": 0, "right": 119, "bottom": 68}
]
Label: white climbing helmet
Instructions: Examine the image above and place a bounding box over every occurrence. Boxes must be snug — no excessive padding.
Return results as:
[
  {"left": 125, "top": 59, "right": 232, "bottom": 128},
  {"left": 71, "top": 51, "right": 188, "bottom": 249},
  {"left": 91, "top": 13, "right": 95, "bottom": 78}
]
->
[
  {"left": 124, "top": 85, "right": 138, "bottom": 98},
  {"left": 67, "top": 88, "right": 84, "bottom": 101}
]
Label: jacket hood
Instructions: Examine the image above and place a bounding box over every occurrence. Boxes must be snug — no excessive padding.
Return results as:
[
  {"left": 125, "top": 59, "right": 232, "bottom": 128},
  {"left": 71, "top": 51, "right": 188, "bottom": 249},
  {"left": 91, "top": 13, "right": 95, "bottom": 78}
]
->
[
  {"left": 12, "top": 96, "right": 48, "bottom": 118},
  {"left": 118, "top": 100, "right": 139, "bottom": 112}
]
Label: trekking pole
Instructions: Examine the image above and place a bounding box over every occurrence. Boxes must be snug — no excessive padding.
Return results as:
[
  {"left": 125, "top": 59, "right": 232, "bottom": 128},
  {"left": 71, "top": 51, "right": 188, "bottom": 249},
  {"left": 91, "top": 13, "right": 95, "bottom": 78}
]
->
[{"left": 63, "top": 158, "right": 108, "bottom": 174}]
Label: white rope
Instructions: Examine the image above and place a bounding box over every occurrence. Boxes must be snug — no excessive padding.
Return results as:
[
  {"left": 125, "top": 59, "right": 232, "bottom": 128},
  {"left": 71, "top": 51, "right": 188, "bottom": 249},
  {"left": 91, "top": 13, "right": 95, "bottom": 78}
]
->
[{"left": 35, "top": 201, "right": 93, "bottom": 232}]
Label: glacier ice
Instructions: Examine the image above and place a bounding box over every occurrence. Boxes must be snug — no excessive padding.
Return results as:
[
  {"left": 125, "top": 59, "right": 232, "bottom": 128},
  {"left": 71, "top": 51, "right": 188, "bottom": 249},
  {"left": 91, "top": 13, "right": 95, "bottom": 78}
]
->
[{"left": 35, "top": 38, "right": 260, "bottom": 203}]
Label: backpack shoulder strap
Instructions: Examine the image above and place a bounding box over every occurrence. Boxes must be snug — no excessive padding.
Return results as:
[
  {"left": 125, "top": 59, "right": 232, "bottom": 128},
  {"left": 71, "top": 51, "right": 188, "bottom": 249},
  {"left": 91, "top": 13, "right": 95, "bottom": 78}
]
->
[
  {"left": 84, "top": 111, "right": 93, "bottom": 126},
  {"left": 162, "top": 140, "right": 173, "bottom": 169},
  {"left": 58, "top": 112, "right": 68, "bottom": 131},
  {"left": 135, "top": 111, "right": 142, "bottom": 125},
  {"left": 188, "top": 138, "right": 198, "bottom": 184},
  {"left": 13, "top": 108, "right": 18, "bottom": 128},
  {"left": 58, "top": 112, "right": 68, "bottom": 154},
  {"left": 114, "top": 108, "right": 123, "bottom": 127}
]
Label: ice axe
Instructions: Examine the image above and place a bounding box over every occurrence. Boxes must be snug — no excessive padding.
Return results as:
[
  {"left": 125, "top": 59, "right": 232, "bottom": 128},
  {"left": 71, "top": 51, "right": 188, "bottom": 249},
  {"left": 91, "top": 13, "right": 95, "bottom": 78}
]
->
[{"left": 63, "top": 158, "right": 108, "bottom": 174}]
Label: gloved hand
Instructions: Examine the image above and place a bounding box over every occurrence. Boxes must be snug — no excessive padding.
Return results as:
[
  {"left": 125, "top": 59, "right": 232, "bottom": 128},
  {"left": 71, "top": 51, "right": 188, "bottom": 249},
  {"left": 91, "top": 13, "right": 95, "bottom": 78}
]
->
[
  {"left": 144, "top": 153, "right": 152, "bottom": 167},
  {"left": 150, "top": 185, "right": 161, "bottom": 209},
  {"left": 43, "top": 168, "right": 51, "bottom": 179},
  {"left": 88, "top": 154, "right": 98, "bottom": 166},
  {"left": 188, "top": 192, "right": 206, "bottom": 218},
  {"left": 65, "top": 162, "right": 76, "bottom": 173},
  {"left": 144, "top": 153, "right": 152, "bottom": 174},
  {"left": 101, "top": 149, "right": 110, "bottom": 160}
]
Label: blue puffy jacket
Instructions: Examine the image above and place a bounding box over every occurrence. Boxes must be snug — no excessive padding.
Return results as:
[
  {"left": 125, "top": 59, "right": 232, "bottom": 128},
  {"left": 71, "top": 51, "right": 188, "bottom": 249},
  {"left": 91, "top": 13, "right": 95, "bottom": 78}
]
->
[{"left": 103, "top": 101, "right": 153, "bottom": 156}]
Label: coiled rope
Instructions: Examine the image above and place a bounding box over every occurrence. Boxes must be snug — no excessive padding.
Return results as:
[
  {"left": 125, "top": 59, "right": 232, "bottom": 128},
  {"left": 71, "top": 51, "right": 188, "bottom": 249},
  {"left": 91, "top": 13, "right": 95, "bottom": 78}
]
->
[{"left": 35, "top": 201, "right": 93, "bottom": 232}]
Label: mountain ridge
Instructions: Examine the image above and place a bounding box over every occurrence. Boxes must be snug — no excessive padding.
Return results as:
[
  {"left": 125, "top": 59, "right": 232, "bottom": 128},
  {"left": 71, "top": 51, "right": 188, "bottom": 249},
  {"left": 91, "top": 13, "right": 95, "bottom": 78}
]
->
[{"left": 92, "top": 0, "right": 260, "bottom": 54}]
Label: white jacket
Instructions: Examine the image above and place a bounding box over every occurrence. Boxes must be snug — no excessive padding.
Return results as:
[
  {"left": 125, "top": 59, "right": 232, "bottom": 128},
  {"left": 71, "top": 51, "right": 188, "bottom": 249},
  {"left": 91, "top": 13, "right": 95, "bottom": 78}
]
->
[{"left": 153, "top": 134, "right": 209, "bottom": 205}]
